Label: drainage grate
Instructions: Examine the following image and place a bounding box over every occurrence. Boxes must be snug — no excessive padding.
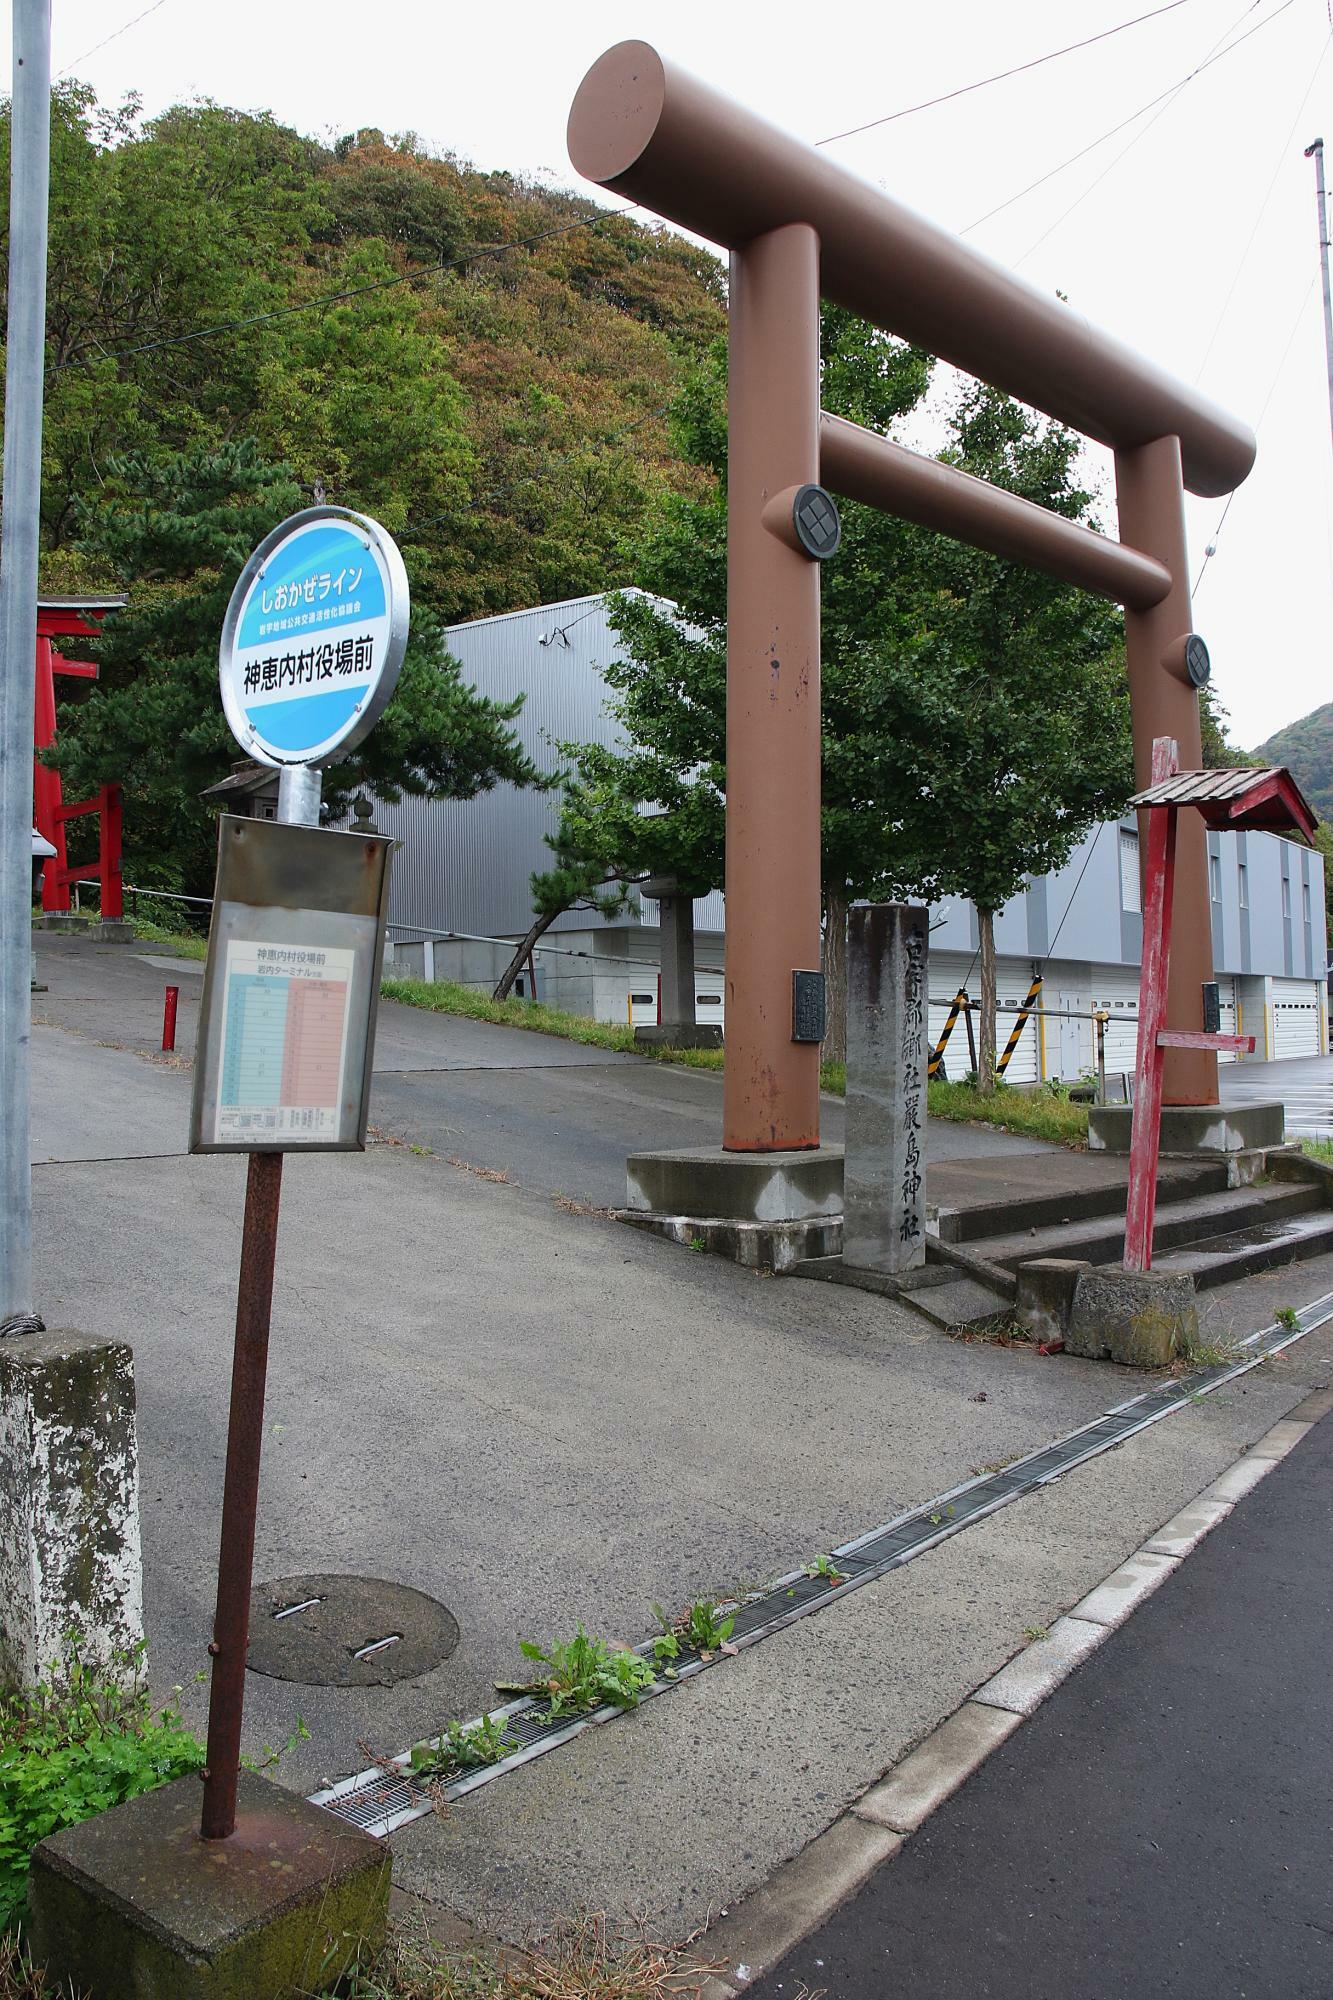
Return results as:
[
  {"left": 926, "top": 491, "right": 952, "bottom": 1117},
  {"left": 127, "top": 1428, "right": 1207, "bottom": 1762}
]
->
[{"left": 313, "top": 1294, "right": 1333, "bottom": 1837}]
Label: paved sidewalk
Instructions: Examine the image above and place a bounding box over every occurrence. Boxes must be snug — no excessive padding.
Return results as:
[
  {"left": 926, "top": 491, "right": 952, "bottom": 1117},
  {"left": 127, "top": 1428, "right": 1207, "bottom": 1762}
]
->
[{"left": 749, "top": 1402, "right": 1333, "bottom": 2000}]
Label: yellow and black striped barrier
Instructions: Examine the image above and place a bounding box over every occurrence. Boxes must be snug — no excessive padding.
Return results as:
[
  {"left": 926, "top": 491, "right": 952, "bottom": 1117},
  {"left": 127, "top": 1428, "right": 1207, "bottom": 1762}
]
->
[
  {"left": 928, "top": 988, "right": 970, "bottom": 1079},
  {"left": 995, "top": 973, "right": 1043, "bottom": 1076}
]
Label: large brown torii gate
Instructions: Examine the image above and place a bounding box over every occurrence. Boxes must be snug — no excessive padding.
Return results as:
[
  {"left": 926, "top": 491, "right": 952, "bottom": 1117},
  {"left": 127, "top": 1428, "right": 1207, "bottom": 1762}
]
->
[{"left": 569, "top": 43, "right": 1256, "bottom": 1154}]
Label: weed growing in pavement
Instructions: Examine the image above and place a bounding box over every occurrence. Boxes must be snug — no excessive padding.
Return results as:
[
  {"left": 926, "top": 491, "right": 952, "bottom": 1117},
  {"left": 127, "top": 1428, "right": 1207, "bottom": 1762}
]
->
[
  {"left": 1023, "top": 1625, "right": 1050, "bottom": 1643},
  {"left": 498, "top": 1628, "right": 655, "bottom": 1721},
  {"left": 1275, "top": 1305, "right": 1300, "bottom": 1330},
  {"left": 407, "top": 1717, "right": 517, "bottom": 1784},
  {"left": 803, "top": 1555, "right": 847, "bottom": 1584},
  {"left": 0, "top": 1641, "right": 204, "bottom": 1931},
  {"left": 327, "top": 1906, "right": 727, "bottom": 2000},
  {"left": 1171, "top": 1335, "right": 1243, "bottom": 1373},
  {"left": 653, "top": 1600, "right": 736, "bottom": 1657},
  {"left": 687, "top": 1236, "right": 707, "bottom": 1253}
]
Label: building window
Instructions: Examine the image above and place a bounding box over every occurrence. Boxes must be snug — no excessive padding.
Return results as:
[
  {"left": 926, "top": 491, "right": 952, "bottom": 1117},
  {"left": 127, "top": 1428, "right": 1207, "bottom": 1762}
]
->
[
  {"left": 631, "top": 992, "right": 655, "bottom": 1006},
  {"left": 1304, "top": 882, "right": 1312, "bottom": 924},
  {"left": 1282, "top": 875, "right": 1291, "bottom": 919},
  {"left": 1238, "top": 864, "right": 1247, "bottom": 909},
  {"left": 1210, "top": 854, "right": 1222, "bottom": 903},
  {"left": 1119, "top": 830, "right": 1141, "bottom": 914}
]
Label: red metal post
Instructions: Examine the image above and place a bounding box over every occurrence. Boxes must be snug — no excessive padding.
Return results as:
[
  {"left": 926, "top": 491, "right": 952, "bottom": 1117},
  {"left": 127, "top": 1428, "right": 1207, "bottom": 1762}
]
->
[
  {"left": 162, "top": 986, "right": 179, "bottom": 1053},
  {"left": 1124, "top": 738, "right": 1179, "bottom": 1273},
  {"left": 201, "top": 1151, "right": 284, "bottom": 1841}
]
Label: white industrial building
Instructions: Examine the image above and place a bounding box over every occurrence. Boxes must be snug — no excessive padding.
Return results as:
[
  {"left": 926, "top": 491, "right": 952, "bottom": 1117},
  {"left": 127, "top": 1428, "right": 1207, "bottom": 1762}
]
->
[{"left": 374, "top": 593, "right": 1328, "bottom": 1079}]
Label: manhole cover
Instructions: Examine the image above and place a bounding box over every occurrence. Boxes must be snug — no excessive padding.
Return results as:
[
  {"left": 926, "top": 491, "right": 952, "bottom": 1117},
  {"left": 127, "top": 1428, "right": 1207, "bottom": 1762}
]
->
[{"left": 247, "top": 1574, "right": 459, "bottom": 1687}]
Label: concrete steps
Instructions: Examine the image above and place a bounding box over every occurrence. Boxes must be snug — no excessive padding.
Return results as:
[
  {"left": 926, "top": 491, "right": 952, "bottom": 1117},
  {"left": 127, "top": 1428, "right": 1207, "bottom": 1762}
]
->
[
  {"left": 791, "top": 1150, "right": 1333, "bottom": 1335},
  {"left": 971, "top": 1182, "right": 1326, "bottom": 1276}
]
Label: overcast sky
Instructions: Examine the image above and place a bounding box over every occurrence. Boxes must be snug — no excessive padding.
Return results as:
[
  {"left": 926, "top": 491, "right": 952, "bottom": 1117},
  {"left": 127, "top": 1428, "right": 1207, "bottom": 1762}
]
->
[{"left": 15, "top": 0, "right": 1333, "bottom": 747}]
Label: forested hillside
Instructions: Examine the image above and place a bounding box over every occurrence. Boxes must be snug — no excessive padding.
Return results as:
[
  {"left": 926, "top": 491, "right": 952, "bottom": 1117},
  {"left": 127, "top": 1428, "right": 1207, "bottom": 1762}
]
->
[
  {"left": 1254, "top": 702, "right": 1333, "bottom": 821},
  {"left": 6, "top": 86, "right": 725, "bottom": 617}
]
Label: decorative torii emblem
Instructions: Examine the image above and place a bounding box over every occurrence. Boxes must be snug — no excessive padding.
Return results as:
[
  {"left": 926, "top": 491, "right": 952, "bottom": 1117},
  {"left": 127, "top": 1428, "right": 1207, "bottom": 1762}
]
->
[{"left": 1124, "top": 737, "right": 1318, "bottom": 1272}]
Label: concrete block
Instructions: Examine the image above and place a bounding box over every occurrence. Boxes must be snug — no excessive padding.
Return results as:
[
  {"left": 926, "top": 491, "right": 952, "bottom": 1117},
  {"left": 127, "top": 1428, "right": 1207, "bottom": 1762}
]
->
[
  {"left": 0, "top": 1326, "right": 142, "bottom": 1689},
  {"left": 704, "top": 1814, "right": 901, "bottom": 1986},
  {"left": 1204, "top": 1455, "right": 1278, "bottom": 1505},
  {"left": 617, "top": 1209, "right": 841, "bottom": 1273},
  {"left": 1142, "top": 1497, "right": 1232, "bottom": 1557},
  {"left": 1066, "top": 1265, "right": 1198, "bottom": 1367},
  {"left": 853, "top": 1701, "right": 1021, "bottom": 1832},
  {"left": 972, "top": 1616, "right": 1108, "bottom": 1717},
  {"left": 1248, "top": 1418, "right": 1313, "bottom": 1459},
  {"left": 1289, "top": 1383, "right": 1333, "bottom": 1423},
  {"left": 34, "top": 913, "right": 89, "bottom": 933},
  {"left": 88, "top": 921, "right": 135, "bottom": 941},
  {"left": 27, "top": 1770, "right": 390, "bottom": 2000},
  {"left": 1069, "top": 1549, "right": 1178, "bottom": 1627},
  {"left": 1088, "top": 1100, "right": 1285, "bottom": 1155},
  {"left": 1014, "top": 1258, "right": 1092, "bottom": 1345},
  {"left": 634, "top": 1023, "right": 724, "bottom": 1051},
  {"left": 624, "top": 1144, "right": 844, "bottom": 1223}
]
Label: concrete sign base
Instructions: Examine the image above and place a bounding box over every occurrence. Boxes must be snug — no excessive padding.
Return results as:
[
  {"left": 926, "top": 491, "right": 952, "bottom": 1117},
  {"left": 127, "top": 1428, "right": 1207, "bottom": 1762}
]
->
[{"left": 28, "top": 1770, "right": 389, "bottom": 2000}]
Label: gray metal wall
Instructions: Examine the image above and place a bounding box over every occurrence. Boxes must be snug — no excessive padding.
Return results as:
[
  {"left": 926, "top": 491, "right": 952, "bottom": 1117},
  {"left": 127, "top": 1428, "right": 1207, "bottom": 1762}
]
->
[
  {"left": 374, "top": 592, "right": 725, "bottom": 943},
  {"left": 928, "top": 818, "right": 1326, "bottom": 980},
  {"left": 373, "top": 591, "right": 1326, "bottom": 985}
]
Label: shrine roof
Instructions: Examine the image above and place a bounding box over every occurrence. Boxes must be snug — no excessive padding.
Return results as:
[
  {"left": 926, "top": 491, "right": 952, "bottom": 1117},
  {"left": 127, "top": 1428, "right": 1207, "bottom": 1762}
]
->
[{"left": 1128, "top": 764, "right": 1317, "bottom": 842}]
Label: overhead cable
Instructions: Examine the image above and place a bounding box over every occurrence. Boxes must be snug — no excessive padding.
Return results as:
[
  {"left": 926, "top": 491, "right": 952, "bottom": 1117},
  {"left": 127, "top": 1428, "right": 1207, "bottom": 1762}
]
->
[
  {"left": 964, "top": 0, "right": 1293, "bottom": 235},
  {"left": 816, "top": 0, "right": 1197, "bottom": 147}
]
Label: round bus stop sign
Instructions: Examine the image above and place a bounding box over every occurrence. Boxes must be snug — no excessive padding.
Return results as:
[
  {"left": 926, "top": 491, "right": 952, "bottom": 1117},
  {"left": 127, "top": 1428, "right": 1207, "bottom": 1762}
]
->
[{"left": 219, "top": 506, "right": 409, "bottom": 768}]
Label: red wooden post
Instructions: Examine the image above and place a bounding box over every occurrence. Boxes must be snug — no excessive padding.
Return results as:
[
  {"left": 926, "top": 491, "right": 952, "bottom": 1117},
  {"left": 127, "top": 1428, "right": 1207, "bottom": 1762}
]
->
[
  {"left": 32, "top": 637, "right": 70, "bottom": 911},
  {"left": 1124, "top": 737, "right": 1179, "bottom": 1272},
  {"left": 162, "top": 986, "right": 179, "bottom": 1053}
]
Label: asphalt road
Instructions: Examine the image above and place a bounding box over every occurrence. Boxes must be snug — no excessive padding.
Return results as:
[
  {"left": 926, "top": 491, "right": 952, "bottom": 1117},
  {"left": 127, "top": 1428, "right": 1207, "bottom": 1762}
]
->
[{"left": 749, "top": 1404, "right": 1333, "bottom": 2000}]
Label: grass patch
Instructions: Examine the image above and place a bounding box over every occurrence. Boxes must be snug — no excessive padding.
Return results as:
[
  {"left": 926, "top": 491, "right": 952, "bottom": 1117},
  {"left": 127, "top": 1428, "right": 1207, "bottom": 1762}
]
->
[
  {"left": 327, "top": 1910, "right": 722, "bottom": 2000},
  {"left": 118, "top": 913, "right": 209, "bottom": 960},
  {"left": 381, "top": 980, "right": 1088, "bottom": 1145},
  {"left": 0, "top": 1928, "right": 84, "bottom": 1999},
  {"left": 1300, "top": 1136, "right": 1333, "bottom": 1164}
]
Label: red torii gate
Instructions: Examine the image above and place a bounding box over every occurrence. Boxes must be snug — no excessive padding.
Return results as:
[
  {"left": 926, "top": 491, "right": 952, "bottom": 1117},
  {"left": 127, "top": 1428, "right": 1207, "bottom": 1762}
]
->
[{"left": 33, "top": 594, "right": 126, "bottom": 919}]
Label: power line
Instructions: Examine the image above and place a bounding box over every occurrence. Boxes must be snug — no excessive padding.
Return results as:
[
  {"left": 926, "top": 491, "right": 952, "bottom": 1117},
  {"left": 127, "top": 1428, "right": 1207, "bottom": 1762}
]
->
[
  {"left": 1192, "top": 272, "right": 1317, "bottom": 596},
  {"left": 48, "top": 201, "right": 641, "bottom": 376},
  {"left": 57, "top": 0, "right": 171, "bottom": 78},
  {"left": 1010, "top": 0, "right": 1256, "bottom": 268},
  {"left": 1193, "top": 31, "right": 1333, "bottom": 380},
  {"left": 963, "top": 0, "right": 1292, "bottom": 236},
  {"left": 816, "top": 0, "right": 1198, "bottom": 147}
]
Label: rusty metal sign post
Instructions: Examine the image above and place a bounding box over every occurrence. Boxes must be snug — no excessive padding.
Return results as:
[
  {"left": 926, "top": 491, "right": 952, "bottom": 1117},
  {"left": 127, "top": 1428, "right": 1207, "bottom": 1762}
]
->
[{"left": 193, "top": 507, "right": 405, "bottom": 1843}]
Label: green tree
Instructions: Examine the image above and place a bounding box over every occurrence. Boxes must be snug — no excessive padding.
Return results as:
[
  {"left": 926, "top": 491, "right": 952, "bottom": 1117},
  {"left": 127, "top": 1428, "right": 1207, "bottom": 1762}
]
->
[
  {"left": 46, "top": 441, "right": 544, "bottom": 893},
  {"left": 891, "top": 385, "right": 1133, "bottom": 1086},
  {"left": 539, "top": 328, "right": 1132, "bottom": 1074},
  {"left": 533, "top": 311, "right": 935, "bottom": 1055}
]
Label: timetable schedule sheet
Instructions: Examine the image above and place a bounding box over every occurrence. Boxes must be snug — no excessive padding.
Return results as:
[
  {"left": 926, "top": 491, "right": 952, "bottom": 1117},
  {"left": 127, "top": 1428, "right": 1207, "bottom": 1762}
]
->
[{"left": 215, "top": 940, "right": 355, "bottom": 1143}]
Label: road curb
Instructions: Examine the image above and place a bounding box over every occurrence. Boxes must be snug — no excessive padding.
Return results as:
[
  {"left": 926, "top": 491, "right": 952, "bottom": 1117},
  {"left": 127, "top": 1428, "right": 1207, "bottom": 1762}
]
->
[{"left": 694, "top": 1382, "right": 1330, "bottom": 1994}]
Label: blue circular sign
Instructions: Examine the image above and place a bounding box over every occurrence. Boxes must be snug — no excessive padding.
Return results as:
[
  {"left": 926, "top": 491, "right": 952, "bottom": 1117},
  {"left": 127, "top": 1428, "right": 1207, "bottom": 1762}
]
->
[{"left": 219, "top": 508, "right": 409, "bottom": 767}]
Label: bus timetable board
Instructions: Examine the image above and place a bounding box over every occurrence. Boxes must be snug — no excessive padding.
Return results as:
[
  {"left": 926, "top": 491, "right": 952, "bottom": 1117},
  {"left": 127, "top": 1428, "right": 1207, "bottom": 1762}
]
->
[{"left": 190, "top": 815, "right": 391, "bottom": 1153}]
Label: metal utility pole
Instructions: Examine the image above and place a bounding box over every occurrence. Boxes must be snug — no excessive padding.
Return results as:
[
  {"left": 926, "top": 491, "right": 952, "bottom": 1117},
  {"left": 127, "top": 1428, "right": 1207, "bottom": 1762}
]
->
[
  {"left": 0, "top": 0, "right": 52, "bottom": 1327},
  {"left": 1304, "top": 139, "right": 1333, "bottom": 458}
]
